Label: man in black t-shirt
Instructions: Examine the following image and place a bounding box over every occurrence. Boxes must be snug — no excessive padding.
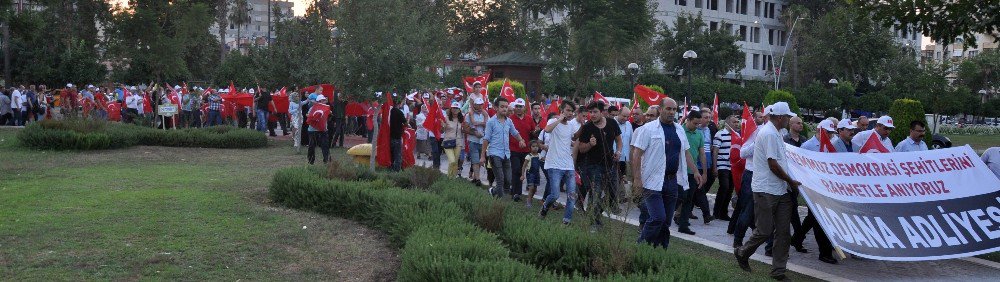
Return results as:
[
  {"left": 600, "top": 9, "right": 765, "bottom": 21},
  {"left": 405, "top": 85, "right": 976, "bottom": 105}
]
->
[
  {"left": 576, "top": 101, "right": 623, "bottom": 229},
  {"left": 389, "top": 98, "right": 407, "bottom": 171},
  {"left": 254, "top": 88, "right": 272, "bottom": 133}
]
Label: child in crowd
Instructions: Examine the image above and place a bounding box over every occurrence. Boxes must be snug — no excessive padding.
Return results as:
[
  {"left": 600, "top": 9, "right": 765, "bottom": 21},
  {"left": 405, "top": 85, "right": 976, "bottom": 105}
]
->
[{"left": 521, "top": 140, "right": 543, "bottom": 208}]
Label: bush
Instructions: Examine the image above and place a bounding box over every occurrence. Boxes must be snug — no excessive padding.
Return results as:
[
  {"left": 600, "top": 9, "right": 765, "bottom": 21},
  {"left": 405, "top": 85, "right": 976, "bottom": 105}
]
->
[
  {"left": 888, "top": 99, "right": 931, "bottom": 145},
  {"left": 487, "top": 79, "right": 527, "bottom": 102},
  {"left": 763, "top": 89, "right": 800, "bottom": 114},
  {"left": 17, "top": 120, "right": 268, "bottom": 150}
]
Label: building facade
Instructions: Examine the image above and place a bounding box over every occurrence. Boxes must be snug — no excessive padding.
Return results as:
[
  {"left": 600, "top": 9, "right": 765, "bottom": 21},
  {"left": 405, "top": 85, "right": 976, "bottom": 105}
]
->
[{"left": 214, "top": 0, "right": 295, "bottom": 51}]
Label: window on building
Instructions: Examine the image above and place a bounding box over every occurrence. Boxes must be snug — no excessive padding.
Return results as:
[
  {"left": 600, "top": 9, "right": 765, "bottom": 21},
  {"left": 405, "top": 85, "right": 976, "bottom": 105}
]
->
[
  {"left": 769, "top": 3, "right": 776, "bottom": 18},
  {"left": 676, "top": 0, "right": 687, "bottom": 6},
  {"left": 695, "top": 0, "right": 702, "bottom": 8},
  {"left": 710, "top": 21, "right": 718, "bottom": 31},
  {"left": 753, "top": 54, "right": 760, "bottom": 70},
  {"left": 710, "top": 0, "right": 718, "bottom": 10},
  {"left": 754, "top": 0, "right": 761, "bottom": 16},
  {"left": 969, "top": 50, "right": 979, "bottom": 57},
  {"left": 740, "top": 0, "right": 748, "bottom": 14},
  {"left": 779, "top": 30, "right": 786, "bottom": 46},
  {"left": 739, "top": 25, "right": 748, "bottom": 41},
  {"left": 752, "top": 27, "right": 760, "bottom": 43},
  {"left": 726, "top": 0, "right": 734, "bottom": 12},
  {"left": 725, "top": 23, "right": 734, "bottom": 32},
  {"left": 765, "top": 55, "right": 773, "bottom": 71},
  {"left": 768, "top": 29, "right": 775, "bottom": 45},
  {"left": 901, "top": 28, "right": 908, "bottom": 40}
]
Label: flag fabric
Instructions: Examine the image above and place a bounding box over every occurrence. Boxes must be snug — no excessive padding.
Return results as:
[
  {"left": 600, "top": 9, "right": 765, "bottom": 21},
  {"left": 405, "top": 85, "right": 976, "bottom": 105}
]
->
[
  {"left": 859, "top": 133, "right": 890, "bottom": 153},
  {"left": 539, "top": 97, "right": 561, "bottom": 129},
  {"left": 272, "top": 87, "right": 290, "bottom": 114},
  {"left": 500, "top": 79, "right": 517, "bottom": 102},
  {"left": 221, "top": 91, "right": 254, "bottom": 107},
  {"left": 681, "top": 97, "right": 689, "bottom": 120},
  {"left": 376, "top": 92, "right": 395, "bottom": 167},
  {"left": 423, "top": 98, "right": 445, "bottom": 140},
  {"left": 712, "top": 93, "right": 719, "bottom": 124},
  {"left": 299, "top": 84, "right": 335, "bottom": 96},
  {"left": 142, "top": 92, "right": 152, "bottom": 114},
  {"left": 107, "top": 102, "right": 121, "bottom": 121},
  {"left": 594, "top": 91, "right": 609, "bottom": 105},
  {"left": 306, "top": 102, "right": 331, "bottom": 131},
  {"left": 463, "top": 73, "right": 491, "bottom": 96},
  {"left": 181, "top": 82, "right": 189, "bottom": 95},
  {"left": 634, "top": 85, "right": 666, "bottom": 106},
  {"left": 228, "top": 81, "right": 237, "bottom": 95},
  {"left": 402, "top": 128, "right": 416, "bottom": 168},
  {"left": 628, "top": 93, "right": 640, "bottom": 123},
  {"left": 819, "top": 129, "right": 837, "bottom": 153},
  {"left": 731, "top": 103, "right": 757, "bottom": 193}
]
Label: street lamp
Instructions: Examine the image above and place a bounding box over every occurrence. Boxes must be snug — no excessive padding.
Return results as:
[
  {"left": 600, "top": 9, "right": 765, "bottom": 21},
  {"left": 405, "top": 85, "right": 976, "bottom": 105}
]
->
[
  {"left": 829, "top": 78, "right": 838, "bottom": 85},
  {"left": 627, "top": 63, "right": 639, "bottom": 86},
  {"left": 683, "top": 50, "right": 697, "bottom": 102},
  {"left": 776, "top": 17, "right": 806, "bottom": 89}
]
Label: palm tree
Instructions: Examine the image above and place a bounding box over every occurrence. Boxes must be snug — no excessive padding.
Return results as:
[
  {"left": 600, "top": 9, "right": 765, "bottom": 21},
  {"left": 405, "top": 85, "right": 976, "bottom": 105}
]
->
[
  {"left": 229, "top": 0, "right": 251, "bottom": 52},
  {"left": 216, "top": 0, "right": 230, "bottom": 60}
]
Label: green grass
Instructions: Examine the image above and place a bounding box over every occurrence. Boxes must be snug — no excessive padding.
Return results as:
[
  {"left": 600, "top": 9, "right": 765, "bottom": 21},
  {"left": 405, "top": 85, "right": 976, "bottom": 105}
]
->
[
  {"left": 0, "top": 129, "right": 397, "bottom": 280},
  {"left": 942, "top": 134, "right": 1000, "bottom": 154}
]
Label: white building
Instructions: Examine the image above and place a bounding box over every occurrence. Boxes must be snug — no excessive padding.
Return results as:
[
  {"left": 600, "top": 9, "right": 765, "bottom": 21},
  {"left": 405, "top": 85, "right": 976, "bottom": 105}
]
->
[{"left": 214, "top": 0, "right": 295, "bottom": 51}]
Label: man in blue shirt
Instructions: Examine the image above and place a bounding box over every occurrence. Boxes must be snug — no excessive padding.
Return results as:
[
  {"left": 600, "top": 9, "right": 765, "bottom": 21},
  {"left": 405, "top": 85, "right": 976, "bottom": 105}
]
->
[
  {"left": 895, "top": 120, "right": 928, "bottom": 152},
  {"left": 481, "top": 98, "right": 527, "bottom": 198}
]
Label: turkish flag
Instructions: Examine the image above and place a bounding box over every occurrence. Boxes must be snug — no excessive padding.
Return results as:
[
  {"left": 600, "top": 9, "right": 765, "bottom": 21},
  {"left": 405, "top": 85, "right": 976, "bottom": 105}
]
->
[
  {"left": 712, "top": 93, "right": 719, "bottom": 125},
  {"left": 376, "top": 92, "right": 394, "bottom": 167},
  {"left": 272, "top": 87, "right": 290, "bottom": 114},
  {"left": 501, "top": 79, "right": 517, "bottom": 103},
  {"left": 299, "top": 84, "right": 335, "bottom": 97},
  {"left": 731, "top": 103, "right": 756, "bottom": 193},
  {"left": 403, "top": 128, "right": 416, "bottom": 168},
  {"left": 628, "top": 93, "right": 640, "bottom": 123},
  {"left": 423, "top": 98, "right": 445, "bottom": 140},
  {"left": 307, "top": 102, "right": 330, "bottom": 131},
  {"left": 142, "top": 93, "right": 152, "bottom": 114},
  {"left": 859, "top": 132, "right": 890, "bottom": 153},
  {"left": 182, "top": 82, "right": 189, "bottom": 95},
  {"left": 228, "top": 81, "right": 237, "bottom": 95},
  {"left": 634, "top": 85, "right": 666, "bottom": 106},
  {"left": 221, "top": 91, "right": 254, "bottom": 107},
  {"left": 107, "top": 102, "right": 121, "bottom": 121},
  {"left": 819, "top": 129, "right": 837, "bottom": 153},
  {"left": 463, "top": 73, "right": 491, "bottom": 95},
  {"left": 594, "top": 91, "right": 609, "bottom": 105}
]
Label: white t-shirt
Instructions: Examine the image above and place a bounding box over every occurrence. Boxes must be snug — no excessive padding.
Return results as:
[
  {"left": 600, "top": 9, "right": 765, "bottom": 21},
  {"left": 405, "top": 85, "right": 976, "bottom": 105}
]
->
[
  {"left": 751, "top": 122, "right": 790, "bottom": 195},
  {"left": 11, "top": 90, "right": 23, "bottom": 110},
  {"left": 543, "top": 118, "right": 580, "bottom": 170},
  {"left": 126, "top": 95, "right": 141, "bottom": 110},
  {"left": 415, "top": 113, "right": 428, "bottom": 140}
]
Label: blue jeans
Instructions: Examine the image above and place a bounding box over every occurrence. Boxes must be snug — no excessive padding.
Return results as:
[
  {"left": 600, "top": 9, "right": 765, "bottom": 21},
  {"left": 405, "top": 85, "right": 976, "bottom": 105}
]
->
[
  {"left": 255, "top": 109, "right": 268, "bottom": 132},
  {"left": 582, "top": 163, "right": 614, "bottom": 225},
  {"left": 390, "top": 139, "right": 403, "bottom": 171},
  {"left": 208, "top": 110, "right": 222, "bottom": 126},
  {"left": 638, "top": 180, "right": 680, "bottom": 248},
  {"left": 543, "top": 168, "right": 577, "bottom": 223}
]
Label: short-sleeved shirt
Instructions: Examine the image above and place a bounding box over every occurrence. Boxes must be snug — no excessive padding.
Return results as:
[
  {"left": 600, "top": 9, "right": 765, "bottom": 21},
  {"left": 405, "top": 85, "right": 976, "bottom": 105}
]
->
[
  {"left": 663, "top": 122, "right": 681, "bottom": 176},
  {"left": 751, "top": 122, "right": 790, "bottom": 195},
  {"left": 631, "top": 120, "right": 690, "bottom": 191},
  {"left": 616, "top": 119, "right": 633, "bottom": 161},
  {"left": 698, "top": 126, "right": 713, "bottom": 168},
  {"left": 713, "top": 128, "right": 732, "bottom": 169},
  {"left": 255, "top": 92, "right": 271, "bottom": 110},
  {"left": 685, "top": 127, "right": 703, "bottom": 174},
  {"left": 509, "top": 113, "right": 536, "bottom": 153},
  {"left": 578, "top": 117, "right": 621, "bottom": 166},
  {"left": 483, "top": 116, "right": 520, "bottom": 158},
  {"left": 852, "top": 129, "right": 895, "bottom": 152},
  {"left": 801, "top": 136, "right": 821, "bottom": 152},
  {"left": 467, "top": 111, "right": 487, "bottom": 143},
  {"left": 784, "top": 134, "right": 805, "bottom": 148},
  {"left": 543, "top": 118, "right": 580, "bottom": 170},
  {"left": 895, "top": 137, "right": 928, "bottom": 152}
]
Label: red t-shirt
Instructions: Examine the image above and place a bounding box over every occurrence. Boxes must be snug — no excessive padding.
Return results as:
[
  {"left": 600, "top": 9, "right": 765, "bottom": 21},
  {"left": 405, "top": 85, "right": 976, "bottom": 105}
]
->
[{"left": 509, "top": 113, "right": 536, "bottom": 153}]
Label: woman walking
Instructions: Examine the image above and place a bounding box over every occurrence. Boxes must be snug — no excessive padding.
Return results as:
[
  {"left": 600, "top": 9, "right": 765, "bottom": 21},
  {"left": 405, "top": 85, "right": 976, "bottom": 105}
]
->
[{"left": 442, "top": 101, "right": 467, "bottom": 177}]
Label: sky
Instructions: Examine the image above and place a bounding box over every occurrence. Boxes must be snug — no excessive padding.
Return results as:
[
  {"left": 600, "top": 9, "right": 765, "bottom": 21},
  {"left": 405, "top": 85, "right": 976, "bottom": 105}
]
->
[{"left": 110, "top": 0, "right": 311, "bottom": 17}]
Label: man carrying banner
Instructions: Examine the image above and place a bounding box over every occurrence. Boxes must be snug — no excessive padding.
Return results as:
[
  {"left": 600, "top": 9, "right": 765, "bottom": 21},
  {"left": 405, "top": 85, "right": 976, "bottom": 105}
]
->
[
  {"left": 832, "top": 119, "right": 857, "bottom": 152},
  {"left": 852, "top": 115, "right": 895, "bottom": 152},
  {"left": 791, "top": 119, "right": 838, "bottom": 264},
  {"left": 735, "top": 102, "right": 801, "bottom": 280},
  {"left": 895, "top": 120, "right": 928, "bottom": 152}
]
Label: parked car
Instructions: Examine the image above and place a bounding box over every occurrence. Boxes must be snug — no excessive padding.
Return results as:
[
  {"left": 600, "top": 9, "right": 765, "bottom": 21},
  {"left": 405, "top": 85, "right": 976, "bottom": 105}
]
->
[{"left": 932, "top": 134, "right": 952, "bottom": 149}]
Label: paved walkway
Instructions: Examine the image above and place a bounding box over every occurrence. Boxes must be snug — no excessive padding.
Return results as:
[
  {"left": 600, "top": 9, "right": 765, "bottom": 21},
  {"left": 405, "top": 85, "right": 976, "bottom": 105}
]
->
[{"left": 333, "top": 135, "right": 1000, "bottom": 281}]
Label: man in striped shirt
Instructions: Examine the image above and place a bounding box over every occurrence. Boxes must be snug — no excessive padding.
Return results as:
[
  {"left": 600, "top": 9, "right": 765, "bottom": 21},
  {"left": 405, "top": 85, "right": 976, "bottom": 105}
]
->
[{"left": 712, "top": 115, "right": 738, "bottom": 221}]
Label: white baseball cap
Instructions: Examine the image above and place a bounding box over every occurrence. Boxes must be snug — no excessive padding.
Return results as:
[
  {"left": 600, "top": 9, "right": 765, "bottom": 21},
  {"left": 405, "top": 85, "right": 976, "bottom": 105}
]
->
[
  {"left": 690, "top": 106, "right": 701, "bottom": 112},
  {"left": 248, "top": 88, "right": 256, "bottom": 94},
  {"left": 768, "top": 102, "right": 796, "bottom": 117},
  {"left": 512, "top": 98, "right": 526, "bottom": 107},
  {"left": 422, "top": 93, "right": 430, "bottom": 99},
  {"left": 817, "top": 119, "right": 836, "bottom": 132},
  {"left": 86, "top": 84, "right": 95, "bottom": 89},
  {"left": 174, "top": 85, "right": 181, "bottom": 90},
  {"left": 450, "top": 101, "right": 461, "bottom": 108},
  {"left": 66, "top": 83, "right": 74, "bottom": 88},
  {"left": 877, "top": 115, "right": 895, "bottom": 128},
  {"left": 317, "top": 94, "right": 327, "bottom": 101},
  {"left": 763, "top": 105, "right": 772, "bottom": 115},
  {"left": 473, "top": 97, "right": 485, "bottom": 104},
  {"left": 837, "top": 119, "right": 857, "bottom": 130}
]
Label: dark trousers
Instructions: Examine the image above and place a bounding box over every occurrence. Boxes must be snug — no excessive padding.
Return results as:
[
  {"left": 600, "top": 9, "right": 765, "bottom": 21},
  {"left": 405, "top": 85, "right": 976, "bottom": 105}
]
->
[
  {"left": 637, "top": 180, "right": 679, "bottom": 248},
  {"left": 700, "top": 167, "right": 716, "bottom": 215},
  {"left": 276, "top": 113, "right": 289, "bottom": 134},
  {"left": 678, "top": 174, "right": 711, "bottom": 229},
  {"left": 540, "top": 161, "right": 552, "bottom": 200},
  {"left": 488, "top": 156, "right": 512, "bottom": 197},
  {"left": 582, "top": 163, "right": 617, "bottom": 225},
  {"left": 714, "top": 169, "right": 734, "bottom": 219},
  {"left": 125, "top": 108, "right": 139, "bottom": 124},
  {"left": 237, "top": 111, "right": 248, "bottom": 128},
  {"left": 737, "top": 192, "right": 795, "bottom": 277},
  {"left": 0, "top": 113, "right": 10, "bottom": 125},
  {"left": 510, "top": 151, "right": 528, "bottom": 198},
  {"left": 430, "top": 138, "right": 442, "bottom": 169},
  {"left": 733, "top": 171, "right": 755, "bottom": 243},
  {"left": 307, "top": 131, "right": 330, "bottom": 164},
  {"left": 792, "top": 208, "right": 834, "bottom": 258},
  {"left": 390, "top": 139, "right": 403, "bottom": 171},
  {"left": 332, "top": 118, "right": 345, "bottom": 147}
]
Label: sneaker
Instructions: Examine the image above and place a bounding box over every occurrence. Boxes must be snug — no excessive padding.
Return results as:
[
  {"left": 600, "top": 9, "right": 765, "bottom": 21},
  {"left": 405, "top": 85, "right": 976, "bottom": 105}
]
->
[
  {"left": 770, "top": 274, "right": 788, "bottom": 281},
  {"left": 539, "top": 207, "right": 548, "bottom": 218},
  {"left": 689, "top": 214, "right": 698, "bottom": 219},
  {"left": 792, "top": 244, "right": 809, "bottom": 253}
]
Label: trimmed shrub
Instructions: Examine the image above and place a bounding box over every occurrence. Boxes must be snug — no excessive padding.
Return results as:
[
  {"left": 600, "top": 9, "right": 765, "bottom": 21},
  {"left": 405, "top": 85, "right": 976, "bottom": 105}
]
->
[
  {"left": 888, "top": 99, "right": 931, "bottom": 145},
  {"left": 487, "top": 79, "right": 527, "bottom": 102},
  {"left": 763, "top": 89, "right": 800, "bottom": 114},
  {"left": 17, "top": 120, "right": 267, "bottom": 150}
]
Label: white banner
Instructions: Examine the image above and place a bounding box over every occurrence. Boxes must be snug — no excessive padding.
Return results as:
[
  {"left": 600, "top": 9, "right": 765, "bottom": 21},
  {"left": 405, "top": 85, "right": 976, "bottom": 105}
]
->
[{"left": 785, "top": 145, "right": 1000, "bottom": 261}]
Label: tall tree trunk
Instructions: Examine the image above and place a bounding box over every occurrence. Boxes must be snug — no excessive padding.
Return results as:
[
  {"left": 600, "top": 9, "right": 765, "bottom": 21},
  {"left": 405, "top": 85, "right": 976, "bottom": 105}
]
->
[
  {"left": 2, "top": 21, "right": 9, "bottom": 88},
  {"left": 218, "top": 0, "right": 229, "bottom": 62}
]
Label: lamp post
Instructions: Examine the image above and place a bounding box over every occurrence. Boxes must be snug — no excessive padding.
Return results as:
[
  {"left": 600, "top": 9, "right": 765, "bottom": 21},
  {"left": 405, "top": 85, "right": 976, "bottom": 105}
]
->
[
  {"left": 627, "top": 63, "right": 639, "bottom": 86},
  {"left": 683, "top": 50, "right": 697, "bottom": 102},
  {"left": 776, "top": 17, "right": 805, "bottom": 89},
  {"left": 829, "top": 78, "right": 838, "bottom": 85}
]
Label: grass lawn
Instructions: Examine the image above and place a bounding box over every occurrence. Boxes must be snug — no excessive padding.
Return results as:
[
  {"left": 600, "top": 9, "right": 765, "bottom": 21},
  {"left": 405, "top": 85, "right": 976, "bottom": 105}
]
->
[
  {"left": 0, "top": 129, "right": 398, "bottom": 280},
  {"left": 943, "top": 134, "right": 1000, "bottom": 154}
]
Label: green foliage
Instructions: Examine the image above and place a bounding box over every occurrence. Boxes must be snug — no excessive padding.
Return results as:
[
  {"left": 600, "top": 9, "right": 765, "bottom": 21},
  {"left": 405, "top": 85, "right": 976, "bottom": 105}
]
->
[
  {"left": 763, "top": 90, "right": 800, "bottom": 114},
  {"left": 856, "top": 0, "right": 997, "bottom": 47},
  {"left": 799, "top": 6, "right": 902, "bottom": 89},
  {"left": 441, "top": 67, "right": 477, "bottom": 89},
  {"left": 853, "top": 91, "right": 892, "bottom": 113},
  {"left": 887, "top": 99, "right": 930, "bottom": 145},
  {"left": 794, "top": 81, "right": 841, "bottom": 112},
  {"left": 955, "top": 49, "right": 1000, "bottom": 94},
  {"left": 7, "top": 5, "right": 109, "bottom": 85},
  {"left": 655, "top": 13, "right": 746, "bottom": 77},
  {"left": 487, "top": 80, "right": 527, "bottom": 102},
  {"left": 17, "top": 120, "right": 267, "bottom": 150}
]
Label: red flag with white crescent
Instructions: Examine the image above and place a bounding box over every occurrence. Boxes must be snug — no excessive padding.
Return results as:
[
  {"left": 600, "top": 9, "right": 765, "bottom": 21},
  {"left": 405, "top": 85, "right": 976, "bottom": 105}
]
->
[
  {"left": 819, "top": 129, "right": 837, "bottom": 153},
  {"left": 634, "top": 85, "right": 666, "bottom": 106},
  {"left": 859, "top": 132, "right": 890, "bottom": 153},
  {"left": 712, "top": 93, "right": 719, "bottom": 124},
  {"left": 594, "top": 91, "right": 609, "bottom": 105},
  {"left": 501, "top": 79, "right": 517, "bottom": 103}
]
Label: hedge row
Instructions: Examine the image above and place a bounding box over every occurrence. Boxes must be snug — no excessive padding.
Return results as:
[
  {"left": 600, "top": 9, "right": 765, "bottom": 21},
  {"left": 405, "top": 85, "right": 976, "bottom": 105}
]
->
[
  {"left": 269, "top": 167, "right": 556, "bottom": 281},
  {"left": 272, "top": 160, "right": 733, "bottom": 280},
  {"left": 17, "top": 119, "right": 268, "bottom": 150}
]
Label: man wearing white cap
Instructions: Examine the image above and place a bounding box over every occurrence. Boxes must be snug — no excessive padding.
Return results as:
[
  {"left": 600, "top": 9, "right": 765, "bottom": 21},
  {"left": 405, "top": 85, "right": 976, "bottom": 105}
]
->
[
  {"left": 801, "top": 119, "right": 836, "bottom": 152},
  {"left": 735, "top": 102, "right": 801, "bottom": 280},
  {"left": 508, "top": 98, "right": 535, "bottom": 202},
  {"left": 791, "top": 118, "right": 840, "bottom": 264},
  {"left": 832, "top": 119, "right": 857, "bottom": 153},
  {"left": 895, "top": 120, "right": 928, "bottom": 152},
  {"left": 466, "top": 97, "right": 488, "bottom": 184},
  {"left": 851, "top": 115, "right": 895, "bottom": 152}
]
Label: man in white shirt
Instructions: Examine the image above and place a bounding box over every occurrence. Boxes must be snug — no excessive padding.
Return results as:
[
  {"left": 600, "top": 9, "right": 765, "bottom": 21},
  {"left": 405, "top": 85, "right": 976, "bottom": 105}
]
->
[
  {"left": 734, "top": 102, "right": 801, "bottom": 280},
  {"left": 540, "top": 101, "right": 582, "bottom": 224},
  {"left": 125, "top": 90, "right": 141, "bottom": 123},
  {"left": 632, "top": 97, "right": 702, "bottom": 249},
  {"left": 895, "top": 120, "right": 928, "bottom": 152},
  {"left": 712, "top": 115, "right": 738, "bottom": 220},
  {"left": 10, "top": 87, "right": 24, "bottom": 126},
  {"left": 983, "top": 147, "right": 1000, "bottom": 179},
  {"left": 852, "top": 115, "right": 895, "bottom": 152}
]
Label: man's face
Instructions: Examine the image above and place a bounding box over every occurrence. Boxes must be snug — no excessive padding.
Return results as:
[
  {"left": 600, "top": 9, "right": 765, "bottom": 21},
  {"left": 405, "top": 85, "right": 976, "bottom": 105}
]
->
[
  {"left": 858, "top": 117, "right": 869, "bottom": 129},
  {"left": 531, "top": 105, "right": 541, "bottom": 117},
  {"left": 658, "top": 100, "right": 677, "bottom": 123},
  {"left": 497, "top": 102, "right": 510, "bottom": 116},
  {"left": 754, "top": 112, "right": 766, "bottom": 125},
  {"left": 473, "top": 103, "right": 482, "bottom": 111},
  {"left": 561, "top": 106, "right": 575, "bottom": 119},
  {"left": 726, "top": 117, "right": 739, "bottom": 130},
  {"left": 910, "top": 125, "right": 925, "bottom": 141},
  {"left": 789, "top": 117, "right": 803, "bottom": 132},
  {"left": 609, "top": 110, "right": 619, "bottom": 118},
  {"left": 514, "top": 104, "right": 525, "bottom": 115},
  {"left": 838, "top": 128, "right": 854, "bottom": 140},
  {"left": 617, "top": 109, "right": 630, "bottom": 121},
  {"left": 686, "top": 116, "right": 701, "bottom": 129},
  {"left": 772, "top": 115, "right": 790, "bottom": 129},
  {"left": 576, "top": 111, "right": 586, "bottom": 123},
  {"left": 876, "top": 124, "right": 892, "bottom": 137},
  {"left": 588, "top": 107, "right": 603, "bottom": 122}
]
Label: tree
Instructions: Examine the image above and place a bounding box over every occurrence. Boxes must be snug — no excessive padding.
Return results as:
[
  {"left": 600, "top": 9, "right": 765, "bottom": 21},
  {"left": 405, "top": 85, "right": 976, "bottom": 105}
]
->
[
  {"left": 763, "top": 89, "right": 800, "bottom": 114},
  {"left": 855, "top": 1, "right": 999, "bottom": 47},
  {"left": 955, "top": 49, "right": 1000, "bottom": 97},
  {"left": 215, "top": 0, "right": 230, "bottom": 62},
  {"left": 799, "top": 6, "right": 900, "bottom": 89},
  {"left": 887, "top": 99, "right": 930, "bottom": 146},
  {"left": 445, "top": 0, "right": 522, "bottom": 57},
  {"left": 794, "top": 81, "right": 840, "bottom": 113},
  {"left": 655, "top": 13, "right": 745, "bottom": 77},
  {"left": 4, "top": 0, "right": 110, "bottom": 85},
  {"left": 258, "top": 12, "right": 337, "bottom": 88},
  {"left": 229, "top": 0, "right": 251, "bottom": 52}
]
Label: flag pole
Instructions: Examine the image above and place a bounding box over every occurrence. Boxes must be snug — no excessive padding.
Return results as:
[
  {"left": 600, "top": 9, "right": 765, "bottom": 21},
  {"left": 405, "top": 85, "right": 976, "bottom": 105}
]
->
[{"left": 369, "top": 98, "right": 380, "bottom": 172}]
